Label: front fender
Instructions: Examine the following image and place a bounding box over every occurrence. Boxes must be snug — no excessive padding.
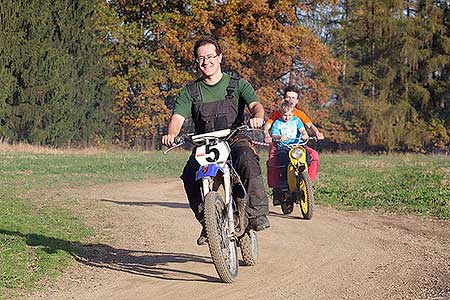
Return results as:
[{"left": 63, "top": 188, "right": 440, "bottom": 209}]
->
[{"left": 195, "top": 164, "right": 224, "bottom": 181}]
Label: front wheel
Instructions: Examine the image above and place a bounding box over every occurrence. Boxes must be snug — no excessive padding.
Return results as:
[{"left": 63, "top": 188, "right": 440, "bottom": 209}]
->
[
  {"left": 204, "top": 191, "right": 238, "bottom": 283},
  {"left": 298, "top": 171, "right": 314, "bottom": 219},
  {"left": 239, "top": 230, "right": 258, "bottom": 266}
]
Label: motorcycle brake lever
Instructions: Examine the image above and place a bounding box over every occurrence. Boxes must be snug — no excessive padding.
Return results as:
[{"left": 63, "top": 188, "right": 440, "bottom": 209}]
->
[{"left": 163, "top": 138, "right": 185, "bottom": 154}]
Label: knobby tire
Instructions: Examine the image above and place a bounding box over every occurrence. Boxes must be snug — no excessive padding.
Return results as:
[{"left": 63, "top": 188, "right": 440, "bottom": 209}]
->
[
  {"left": 239, "top": 230, "right": 258, "bottom": 266},
  {"left": 299, "top": 172, "right": 314, "bottom": 219},
  {"left": 204, "top": 191, "right": 238, "bottom": 283}
]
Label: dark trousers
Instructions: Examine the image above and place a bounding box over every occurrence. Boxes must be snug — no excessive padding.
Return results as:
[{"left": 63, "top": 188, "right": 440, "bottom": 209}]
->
[
  {"left": 181, "top": 139, "right": 269, "bottom": 225},
  {"left": 276, "top": 148, "right": 290, "bottom": 184}
]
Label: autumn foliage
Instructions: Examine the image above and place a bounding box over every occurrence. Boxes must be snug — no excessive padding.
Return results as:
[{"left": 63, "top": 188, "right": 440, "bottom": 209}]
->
[
  {"left": 98, "top": 0, "right": 341, "bottom": 145},
  {"left": 4, "top": 1, "right": 446, "bottom": 151}
]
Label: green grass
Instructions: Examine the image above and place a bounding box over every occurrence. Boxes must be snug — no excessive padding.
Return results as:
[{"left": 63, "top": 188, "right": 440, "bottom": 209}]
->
[
  {"left": 0, "top": 197, "right": 91, "bottom": 290},
  {"left": 0, "top": 149, "right": 449, "bottom": 298},
  {"left": 0, "top": 149, "right": 189, "bottom": 298},
  {"left": 0, "top": 150, "right": 188, "bottom": 192},
  {"left": 314, "top": 153, "right": 450, "bottom": 218}
]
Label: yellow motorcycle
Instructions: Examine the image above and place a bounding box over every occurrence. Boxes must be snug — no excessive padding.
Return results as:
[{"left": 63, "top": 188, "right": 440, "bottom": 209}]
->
[{"left": 274, "top": 137, "right": 315, "bottom": 219}]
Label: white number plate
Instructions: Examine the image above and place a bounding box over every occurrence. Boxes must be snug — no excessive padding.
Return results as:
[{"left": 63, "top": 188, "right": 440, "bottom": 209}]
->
[{"left": 195, "top": 141, "right": 230, "bottom": 166}]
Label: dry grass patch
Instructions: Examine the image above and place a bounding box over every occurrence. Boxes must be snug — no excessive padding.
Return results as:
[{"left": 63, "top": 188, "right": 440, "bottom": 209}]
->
[{"left": 0, "top": 141, "right": 115, "bottom": 155}]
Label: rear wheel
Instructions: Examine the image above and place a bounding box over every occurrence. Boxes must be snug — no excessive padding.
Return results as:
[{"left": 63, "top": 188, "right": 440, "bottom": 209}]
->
[
  {"left": 299, "top": 172, "right": 314, "bottom": 219},
  {"left": 204, "top": 191, "right": 238, "bottom": 283},
  {"left": 239, "top": 230, "right": 258, "bottom": 266}
]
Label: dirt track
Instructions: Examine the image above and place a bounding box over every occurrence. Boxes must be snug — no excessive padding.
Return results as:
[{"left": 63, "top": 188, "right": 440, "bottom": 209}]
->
[{"left": 23, "top": 179, "right": 450, "bottom": 300}]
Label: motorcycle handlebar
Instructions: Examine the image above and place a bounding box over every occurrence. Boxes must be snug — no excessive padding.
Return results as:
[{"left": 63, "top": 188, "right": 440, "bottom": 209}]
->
[
  {"left": 163, "top": 125, "right": 269, "bottom": 154},
  {"left": 273, "top": 136, "right": 317, "bottom": 147}
]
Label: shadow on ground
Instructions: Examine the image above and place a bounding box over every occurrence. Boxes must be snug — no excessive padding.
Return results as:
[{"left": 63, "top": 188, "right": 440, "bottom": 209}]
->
[
  {"left": 0, "top": 229, "right": 219, "bottom": 283},
  {"left": 269, "top": 210, "right": 308, "bottom": 220},
  {"left": 100, "top": 199, "right": 190, "bottom": 209}
]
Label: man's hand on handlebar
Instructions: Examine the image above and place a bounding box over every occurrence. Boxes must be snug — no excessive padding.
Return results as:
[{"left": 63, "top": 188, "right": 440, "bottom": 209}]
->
[
  {"left": 249, "top": 117, "right": 264, "bottom": 129},
  {"left": 162, "top": 134, "right": 177, "bottom": 147}
]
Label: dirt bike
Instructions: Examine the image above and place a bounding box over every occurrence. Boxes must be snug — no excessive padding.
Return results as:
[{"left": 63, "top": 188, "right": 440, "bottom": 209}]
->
[
  {"left": 273, "top": 137, "right": 315, "bottom": 219},
  {"left": 164, "top": 126, "right": 259, "bottom": 283}
]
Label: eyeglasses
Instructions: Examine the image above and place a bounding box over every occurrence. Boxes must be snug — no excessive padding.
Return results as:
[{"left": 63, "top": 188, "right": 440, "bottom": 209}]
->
[{"left": 195, "top": 54, "right": 219, "bottom": 64}]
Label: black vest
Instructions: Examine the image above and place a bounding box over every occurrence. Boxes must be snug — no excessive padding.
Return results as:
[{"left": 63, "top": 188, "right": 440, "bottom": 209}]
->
[{"left": 188, "top": 75, "right": 245, "bottom": 134}]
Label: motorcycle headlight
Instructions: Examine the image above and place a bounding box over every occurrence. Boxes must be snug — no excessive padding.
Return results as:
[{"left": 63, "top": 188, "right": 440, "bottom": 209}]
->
[{"left": 291, "top": 148, "right": 303, "bottom": 159}]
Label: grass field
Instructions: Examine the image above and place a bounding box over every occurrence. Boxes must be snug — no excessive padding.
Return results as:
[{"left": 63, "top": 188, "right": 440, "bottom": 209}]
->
[
  {"left": 316, "top": 153, "right": 450, "bottom": 218},
  {"left": 0, "top": 148, "right": 189, "bottom": 298},
  {"left": 0, "top": 147, "right": 449, "bottom": 297}
]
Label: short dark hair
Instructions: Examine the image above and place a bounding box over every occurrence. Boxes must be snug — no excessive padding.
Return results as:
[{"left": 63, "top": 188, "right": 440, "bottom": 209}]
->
[
  {"left": 193, "top": 36, "right": 222, "bottom": 59},
  {"left": 283, "top": 85, "right": 301, "bottom": 97}
]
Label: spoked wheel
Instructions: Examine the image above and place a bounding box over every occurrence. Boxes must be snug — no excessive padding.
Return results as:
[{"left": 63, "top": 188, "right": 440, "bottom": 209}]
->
[
  {"left": 298, "top": 171, "right": 314, "bottom": 219},
  {"left": 204, "top": 191, "right": 238, "bottom": 283},
  {"left": 281, "top": 199, "right": 294, "bottom": 215},
  {"left": 239, "top": 230, "right": 258, "bottom": 266}
]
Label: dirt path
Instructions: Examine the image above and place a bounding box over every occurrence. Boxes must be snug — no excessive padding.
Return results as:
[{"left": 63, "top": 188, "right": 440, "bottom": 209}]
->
[{"left": 23, "top": 179, "right": 450, "bottom": 300}]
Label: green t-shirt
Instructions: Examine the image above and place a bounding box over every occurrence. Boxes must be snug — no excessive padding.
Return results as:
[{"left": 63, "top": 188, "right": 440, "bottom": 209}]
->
[{"left": 173, "top": 73, "right": 259, "bottom": 119}]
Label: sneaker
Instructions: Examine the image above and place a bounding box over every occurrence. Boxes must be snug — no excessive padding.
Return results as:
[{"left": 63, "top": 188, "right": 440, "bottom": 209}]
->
[
  {"left": 249, "top": 215, "right": 270, "bottom": 232},
  {"left": 196, "top": 227, "right": 207, "bottom": 246},
  {"left": 272, "top": 188, "right": 282, "bottom": 206}
]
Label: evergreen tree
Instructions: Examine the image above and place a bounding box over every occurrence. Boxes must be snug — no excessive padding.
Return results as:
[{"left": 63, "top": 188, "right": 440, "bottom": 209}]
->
[
  {"left": 412, "top": 0, "right": 450, "bottom": 150},
  {"left": 0, "top": 0, "right": 113, "bottom": 145},
  {"left": 328, "top": 0, "right": 449, "bottom": 151}
]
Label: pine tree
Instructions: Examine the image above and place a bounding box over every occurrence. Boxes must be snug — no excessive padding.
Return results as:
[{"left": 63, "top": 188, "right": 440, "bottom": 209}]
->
[
  {"left": 0, "top": 0, "right": 113, "bottom": 145},
  {"left": 411, "top": 0, "right": 450, "bottom": 150},
  {"left": 328, "top": 0, "right": 449, "bottom": 151}
]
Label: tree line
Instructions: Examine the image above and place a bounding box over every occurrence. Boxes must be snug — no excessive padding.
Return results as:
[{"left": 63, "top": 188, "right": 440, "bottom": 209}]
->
[
  {"left": 321, "top": 0, "right": 450, "bottom": 152},
  {"left": 0, "top": 0, "right": 448, "bottom": 152}
]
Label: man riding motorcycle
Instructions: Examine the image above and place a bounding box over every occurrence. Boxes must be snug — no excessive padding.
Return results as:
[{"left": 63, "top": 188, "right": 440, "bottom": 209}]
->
[
  {"left": 161, "top": 36, "right": 270, "bottom": 245},
  {"left": 264, "top": 85, "right": 324, "bottom": 205}
]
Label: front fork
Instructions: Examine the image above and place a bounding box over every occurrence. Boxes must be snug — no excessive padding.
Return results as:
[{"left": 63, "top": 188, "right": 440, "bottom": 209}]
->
[
  {"left": 201, "top": 166, "right": 236, "bottom": 240},
  {"left": 287, "top": 160, "right": 308, "bottom": 192},
  {"left": 285, "top": 163, "right": 308, "bottom": 205}
]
